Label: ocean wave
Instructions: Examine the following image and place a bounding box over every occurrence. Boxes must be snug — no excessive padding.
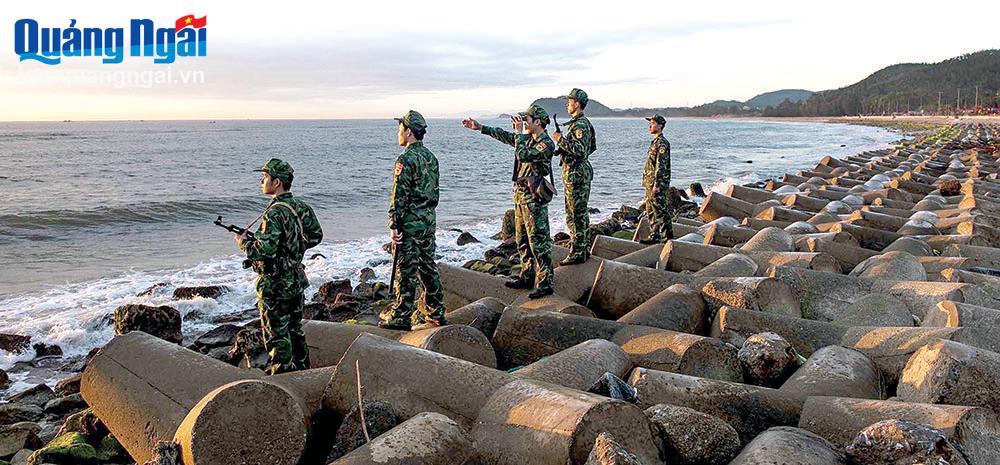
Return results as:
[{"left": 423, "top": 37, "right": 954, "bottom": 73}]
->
[{"left": 0, "top": 197, "right": 260, "bottom": 233}]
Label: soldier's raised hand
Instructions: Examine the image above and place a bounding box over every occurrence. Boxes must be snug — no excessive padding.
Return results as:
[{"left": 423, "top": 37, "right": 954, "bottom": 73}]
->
[{"left": 462, "top": 118, "right": 481, "bottom": 131}]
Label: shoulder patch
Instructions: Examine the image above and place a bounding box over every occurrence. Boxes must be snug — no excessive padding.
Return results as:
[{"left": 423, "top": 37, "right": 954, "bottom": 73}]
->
[
  {"left": 394, "top": 161, "right": 404, "bottom": 176},
  {"left": 534, "top": 142, "right": 547, "bottom": 152},
  {"left": 658, "top": 146, "right": 666, "bottom": 154},
  {"left": 574, "top": 128, "right": 584, "bottom": 139}
]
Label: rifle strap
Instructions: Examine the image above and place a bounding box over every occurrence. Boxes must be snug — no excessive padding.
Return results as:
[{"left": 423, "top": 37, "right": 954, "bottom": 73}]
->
[{"left": 270, "top": 201, "right": 307, "bottom": 245}]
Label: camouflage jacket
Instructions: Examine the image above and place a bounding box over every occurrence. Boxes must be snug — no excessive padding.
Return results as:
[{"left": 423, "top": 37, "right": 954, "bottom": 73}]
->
[
  {"left": 388, "top": 141, "right": 440, "bottom": 234},
  {"left": 241, "top": 192, "right": 323, "bottom": 285},
  {"left": 557, "top": 113, "right": 596, "bottom": 164},
  {"left": 643, "top": 134, "right": 671, "bottom": 190},
  {"left": 480, "top": 126, "right": 555, "bottom": 191}
]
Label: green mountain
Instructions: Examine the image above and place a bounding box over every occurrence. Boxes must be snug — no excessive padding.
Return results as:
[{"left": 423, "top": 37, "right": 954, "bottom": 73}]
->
[
  {"left": 800, "top": 49, "right": 1000, "bottom": 115},
  {"left": 745, "top": 89, "right": 814, "bottom": 109},
  {"left": 528, "top": 97, "right": 618, "bottom": 118}
]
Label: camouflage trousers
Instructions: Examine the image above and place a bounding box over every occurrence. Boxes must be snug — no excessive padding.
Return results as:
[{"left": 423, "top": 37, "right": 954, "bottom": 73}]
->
[
  {"left": 256, "top": 276, "right": 310, "bottom": 375},
  {"left": 381, "top": 228, "right": 446, "bottom": 327},
  {"left": 562, "top": 160, "right": 593, "bottom": 259},
  {"left": 514, "top": 191, "right": 553, "bottom": 292},
  {"left": 644, "top": 187, "right": 675, "bottom": 242}
]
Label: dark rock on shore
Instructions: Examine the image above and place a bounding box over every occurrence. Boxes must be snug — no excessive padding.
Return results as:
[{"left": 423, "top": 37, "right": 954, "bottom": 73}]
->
[
  {"left": 737, "top": 332, "right": 800, "bottom": 387},
  {"left": 113, "top": 304, "right": 182, "bottom": 344},
  {"left": 7, "top": 385, "right": 55, "bottom": 407},
  {"left": 0, "top": 369, "right": 8, "bottom": 390},
  {"left": 32, "top": 343, "right": 61, "bottom": 358},
  {"left": 327, "top": 400, "right": 398, "bottom": 461},
  {"left": 53, "top": 375, "right": 82, "bottom": 396},
  {"left": 136, "top": 282, "right": 169, "bottom": 297},
  {"left": 846, "top": 419, "right": 967, "bottom": 465},
  {"left": 358, "top": 267, "right": 377, "bottom": 283},
  {"left": 0, "top": 334, "right": 31, "bottom": 354},
  {"left": 171, "top": 285, "right": 230, "bottom": 300},
  {"left": 456, "top": 231, "right": 480, "bottom": 246},
  {"left": 312, "top": 279, "right": 353, "bottom": 306},
  {"left": 646, "top": 404, "right": 741, "bottom": 465},
  {"left": 612, "top": 205, "right": 643, "bottom": 224},
  {"left": 43, "top": 394, "right": 87, "bottom": 416},
  {"left": 492, "top": 208, "right": 516, "bottom": 240},
  {"left": 56, "top": 409, "right": 107, "bottom": 438},
  {"left": 210, "top": 307, "right": 257, "bottom": 324},
  {"left": 0, "top": 422, "right": 43, "bottom": 458},
  {"left": 0, "top": 404, "right": 43, "bottom": 425},
  {"left": 191, "top": 325, "right": 241, "bottom": 353}
]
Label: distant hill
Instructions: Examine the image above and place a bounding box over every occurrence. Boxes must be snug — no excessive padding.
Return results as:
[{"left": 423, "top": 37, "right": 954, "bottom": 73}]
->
[
  {"left": 800, "top": 49, "right": 1000, "bottom": 115},
  {"left": 745, "top": 89, "right": 814, "bottom": 109},
  {"left": 528, "top": 97, "right": 617, "bottom": 118}
]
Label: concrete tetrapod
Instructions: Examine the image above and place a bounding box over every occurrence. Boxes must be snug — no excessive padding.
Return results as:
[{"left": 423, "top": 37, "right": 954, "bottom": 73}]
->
[
  {"left": 445, "top": 297, "right": 506, "bottom": 341},
  {"left": 439, "top": 262, "right": 524, "bottom": 310},
  {"left": 303, "top": 320, "right": 497, "bottom": 368},
  {"left": 322, "top": 333, "right": 512, "bottom": 431},
  {"left": 778, "top": 345, "right": 882, "bottom": 400},
  {"left": 590, "top": 235, "right": 646, "bottom": 259},
  {"left": 81, "top": 331, "right": 309, "bottom": 465},
  {"left": 628, "top": 367, "right": 802, "bottom": 445},
  {"left": 711, "top": 306, "right": 846, "bottom": 357},
  {"left": 923, "top": 300, "right": 1000, "bottom": 353},
  {"left": 328, "top": 412, "right": 473, "bottom": 465},
  {"left": 512, "top": 339, "right": 633, "bottom": 391},
  {"left": 471, "top": 378, "right": 661, "bottom": 465},
  {"left": 898, "top": 339, "right": 1000, "bottom": 414},
  {"left": 617, "top": 283, "right": 706, "bottom": 335},
  {"left": 727, "top": 427, "right": 847, "bottom": 465},
  {"left": 798, "top": 396, "right": 1000, "bottom": 465},
  {"left": 493, "top": 307, "right": 741, "bottom": 381}
]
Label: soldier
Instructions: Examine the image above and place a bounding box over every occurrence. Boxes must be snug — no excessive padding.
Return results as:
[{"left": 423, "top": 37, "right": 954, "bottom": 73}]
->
[
  {"left": 552, "top": 88, "right": 597, "bottom": 265},
  {"left": 642, "top": 114, "right": 674, "bottom": 243},
  {"left": 462, "top": 105, "right": 555, "bottom": 299},
  {"left": 379, "top": 110, "right": 448, "bottom": 330},
  {"left": 236, "top": 158, "right": 323, "bottom": 374}
]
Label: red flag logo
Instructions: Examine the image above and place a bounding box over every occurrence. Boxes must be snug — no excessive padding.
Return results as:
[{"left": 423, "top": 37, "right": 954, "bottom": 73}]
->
[{"left": 175, "top": 15, "right": 207, "bottom": 32}]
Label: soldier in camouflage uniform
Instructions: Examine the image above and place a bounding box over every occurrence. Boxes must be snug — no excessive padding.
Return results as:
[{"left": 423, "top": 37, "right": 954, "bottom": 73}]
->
[
  {"left": 642, "top": 114, "right": 674, "bottom": 243},
  {"left": 462, "top": 105, "right": 556, "bottom": 299},
  {"left": 552, "top": 88, "right": 597, "bottom": 265},
  {"left": 237, "top": 158, "right": 324, "bottom": 374},
  {"left": 379, "top": 111, "right": 447, "bottom": 330}
]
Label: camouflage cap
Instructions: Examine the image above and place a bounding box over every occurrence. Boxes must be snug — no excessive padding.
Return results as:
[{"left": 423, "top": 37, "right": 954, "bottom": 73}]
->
[
  {"left": 645, "top": 114, "right": 666, "bottom": 125},
  {"left": 524, "top": 104, "right": 550, "bottom": 126},
  {"left": 565, "top": 88, "right": 589, "bottom": 106},
  {"left": 394, "top": 110, "right": 427, "bottom": 132},
  {"left": 253, "top": 158, "right": 294, "bottom": 183}
]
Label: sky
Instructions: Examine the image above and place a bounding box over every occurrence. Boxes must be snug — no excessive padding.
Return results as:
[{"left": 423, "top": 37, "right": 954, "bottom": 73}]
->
[{"left": 0, "top": 0, "right": 996, "bottom": 121}]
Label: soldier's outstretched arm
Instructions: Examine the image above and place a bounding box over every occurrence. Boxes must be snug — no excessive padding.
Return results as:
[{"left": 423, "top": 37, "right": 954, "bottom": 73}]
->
[
  {"left": 557, "top": 121, "right": 593, "bottom": 158},
  {"left": 242, "top": 210, "right": 282, "bottom": 261},
  {"left": 479, "top": 125, "right": 517, "bottom": 148}
]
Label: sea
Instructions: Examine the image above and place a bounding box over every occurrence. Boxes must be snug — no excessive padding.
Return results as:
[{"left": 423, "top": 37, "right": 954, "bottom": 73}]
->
[{"left": 0, "top": 118, "right": 902, "bottom": 391}]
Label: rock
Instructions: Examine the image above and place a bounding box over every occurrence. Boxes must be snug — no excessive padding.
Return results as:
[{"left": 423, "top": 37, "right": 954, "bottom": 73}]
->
[
  {"left": 55, "top": 409, "right": 106, "bottom": 438},
  {"left": 210, "top": 307, "right": 257, "bottom": 324},
  {"left": 0, "top": 335, "right": 31, "bottom": 354},
  {"left": 231, "top": 328, "right": 268, "bottom": 371},
  {"left": 645, "top": 404, "right": 741, "bottom": 465},
  {"left": 613, "top": 205, "right": 644, "bottom": 224},
  {"left": 835, "top": 294, "right": 913, "bottom": 327},
  {"left": 181, "top": 309, "right": 204, "bottom": 322},
  {"left": 591, "top": 217, "right": 624, "bottom": 238},
  {"left": 690, "top": 183, "right": 707, "bottom": 197},
  {"left": 352, "top": 281, "right": 375, "bottom": 300},
  {"left": 584, "top": 432, "right": 645, "bottom": 465},
  {"left": 588, "top": 373, "right": 639, "bottom": 404},
  {"left": 30, "top": 344, "right": 61, "bottom": 358},
  {"left": 0, "top": 405, "right": 42, "bottom": 428},
  {"left": 493, "top": 208, "right": 516, "bottom": 240},
  {"left": 137, "top": 282, "right": 169, "bottom": 297},
  {"left": 463, "top": 259, "right": 499, "bottom": 275},
  {"left": 95, "top": 435, "right": 127, "bottom": 463},
  {"left": 0, "top": 370, "right": 8, "bottom": 390},
  {"left": 206, "top": 346, "right": 236, "bottom": 364},
  {"left": 141, "top": 440, "right": 180, "bottom": 465},
  {"left": 0, "top": 423, "right": 42, "bottom": 459},
  {"left": 11, "top": 448, "right": 32, "bottom": 465},
  {"left": 82, "top": 314, "right": 114, "bottom": 331},
  {"left": 310, "top": 253, "right": 327, "bottom": 260},
  {"left": 42, "top": 395, "right": 86, "bottom": 416},
  {"left": 312, "top": 279, "right": 353, "bottom": 306},
  {"left": 738, "top": 332, "right": 800, "bottom": 387},
  {"left": 456, "top": 231, "right": 480, "bottom": 246},
  {"left": 302, "top": 302, "right": 328, "bottom": 321},
  {"left": 845, "top": 419, "right": 967, "bottom": 465},
  {"left": 483, "top": 239, "right": 517, "bottom": 261},
  {"left": 113, "top": 304, "right": 182, "bottom": 344},
  {"left": 553, "top": 231, "right": 571, "bottom": 242},
  {"left": 327, "top": 400, "right": 398, "bottom": 461},
  {"left": 939, "top": 179, "right": 962, "bottom": 196},
  {"left": 589, "top": 207, "right": 601, "bottom": 214},
  {"left": 171, "top": 285, "right": 229, "bottom": 300},
  {"left": 53, "top": 375, "right": 81, "bottom": 397},
  {"left": 7, "top": 385, "right": 55, "bottom": 408},
  {"left": 358, "top": 267, "right": 377, "bottom": 283},
  {"left": 191, "top": 325, "right": 241, "bottom": 353},
  {"left": 26, "top": 432, "right": 96, "bottom": 465}
]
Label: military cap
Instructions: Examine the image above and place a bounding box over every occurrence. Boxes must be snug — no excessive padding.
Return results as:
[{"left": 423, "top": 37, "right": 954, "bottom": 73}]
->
[
  {"left": 394, "top": 110, "right": 427, "bottom": 132},
  {"left": 253, "top": 158, "right": 294, "bottom": 183},
  {"left": 565, "top": 88, "right": 589, "bottom": 106},
  {"left": 524, "top": 104, "right": 550, "bottom": 126},
  {"left": 645, "top": 114, "right": 666, "bottom": 126}
]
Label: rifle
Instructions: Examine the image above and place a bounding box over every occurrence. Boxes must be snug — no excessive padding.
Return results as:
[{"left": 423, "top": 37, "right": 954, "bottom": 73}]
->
[
  {"left": 553, "top": 113, "right": 566, "bottom": 161},
  {"left": 554, "top": 113, "right": 561, "bottom": 134},
  {"left": 215, "top": 215, "right": 256, "bottom": 269}
]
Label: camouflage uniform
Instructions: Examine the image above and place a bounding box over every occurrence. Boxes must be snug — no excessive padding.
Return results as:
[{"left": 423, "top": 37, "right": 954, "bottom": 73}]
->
[
  {"left": 557, "top": 88, "right": 597, "bottom": 263},
  {"left": 380, "top": 111, "right": 447, "bottom": 329},
  {"left": 643, "top": 115, "right": 674, "bottom": 242},
  {"left": 242, "top": 159, "right": 323, "bottom": 375},
  {"left": 479, "top": 105, "right": 556, "bottom": 295}
]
